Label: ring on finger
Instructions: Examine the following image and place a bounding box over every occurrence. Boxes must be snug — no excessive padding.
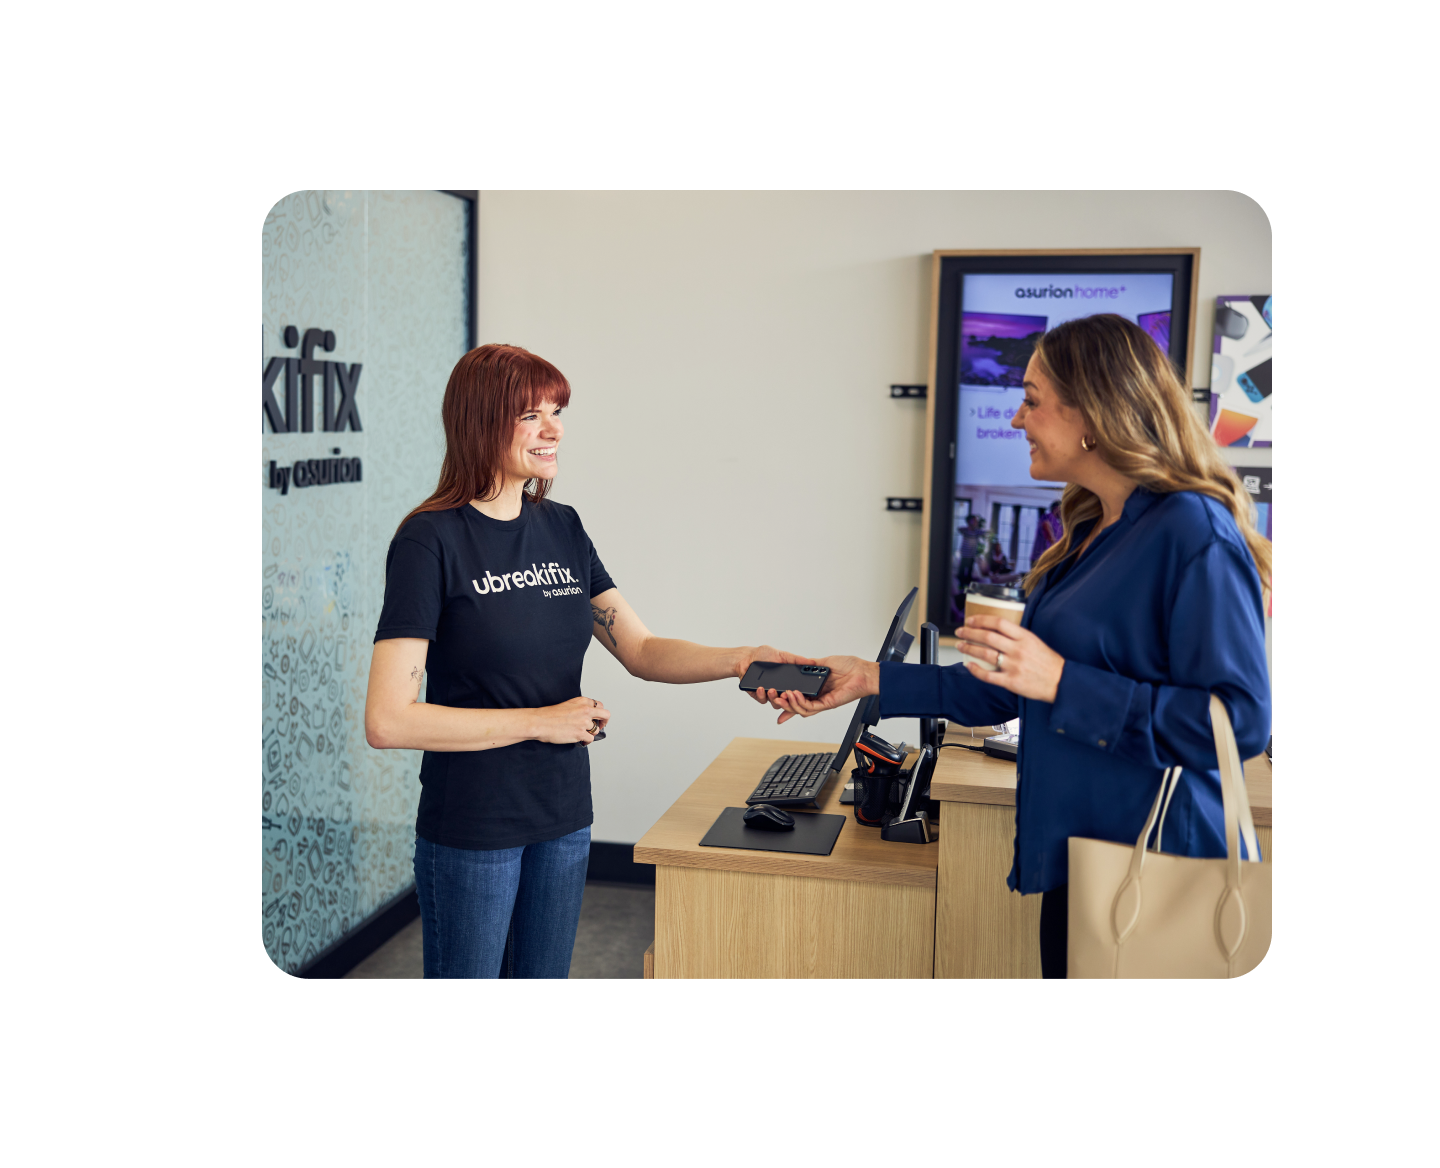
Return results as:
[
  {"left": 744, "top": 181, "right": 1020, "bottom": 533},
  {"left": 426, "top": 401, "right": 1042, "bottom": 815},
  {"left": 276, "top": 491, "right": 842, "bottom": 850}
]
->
[
  {"left": 587, "top": 719, "right": 599, "bottom": 733},
  {"left": 996, "top": 651, "right": 1006, "bottom": 668}
]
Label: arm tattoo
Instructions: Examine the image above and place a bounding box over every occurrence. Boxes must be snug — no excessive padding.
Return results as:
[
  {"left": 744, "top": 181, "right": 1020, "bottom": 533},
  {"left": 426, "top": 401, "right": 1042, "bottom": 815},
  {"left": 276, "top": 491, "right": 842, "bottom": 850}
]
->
[
  {"left": 410, "top": 666, "right": 423, "bottom": 684},
  {"left": 591, "top": 604, "right": 619, "bottom": 648}
]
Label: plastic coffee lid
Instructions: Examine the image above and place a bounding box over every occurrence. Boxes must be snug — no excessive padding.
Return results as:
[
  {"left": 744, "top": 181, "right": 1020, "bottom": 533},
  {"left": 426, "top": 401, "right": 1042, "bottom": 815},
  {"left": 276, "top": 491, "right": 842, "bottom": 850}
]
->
[{"left": 966, "top": 583, "right": 1022, "bottom": 601}]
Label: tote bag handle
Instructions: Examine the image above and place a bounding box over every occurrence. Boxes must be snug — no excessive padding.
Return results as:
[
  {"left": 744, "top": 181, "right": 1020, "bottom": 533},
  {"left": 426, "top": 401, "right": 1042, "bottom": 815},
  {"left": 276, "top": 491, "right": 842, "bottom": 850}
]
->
[
  {"left": 1212, "top": 694, "right": 1261, "bottom": 872},
  {"left": 1111, "top": 695, "right": 1262, "bottom": 949}
]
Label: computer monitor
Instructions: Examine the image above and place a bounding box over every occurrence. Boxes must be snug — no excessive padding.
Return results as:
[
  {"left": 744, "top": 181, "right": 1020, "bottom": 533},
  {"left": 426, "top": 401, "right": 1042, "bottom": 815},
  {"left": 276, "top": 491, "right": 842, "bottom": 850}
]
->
[{"left": 827, "top": 587, "right": 917, "bottom": 775}]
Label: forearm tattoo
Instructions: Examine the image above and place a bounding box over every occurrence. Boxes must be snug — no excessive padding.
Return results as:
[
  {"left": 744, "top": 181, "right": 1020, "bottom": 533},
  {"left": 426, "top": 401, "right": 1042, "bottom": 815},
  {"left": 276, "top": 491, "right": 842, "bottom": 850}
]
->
[{"left": 591, "top": 604, "right": 619, "bottom": 648}]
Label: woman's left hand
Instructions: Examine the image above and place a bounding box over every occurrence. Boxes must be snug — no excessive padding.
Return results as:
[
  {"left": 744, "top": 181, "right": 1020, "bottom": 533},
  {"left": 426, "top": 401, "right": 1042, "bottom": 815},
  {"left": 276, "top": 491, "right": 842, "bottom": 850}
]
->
[
  {"left": 763, "top": 655, "right": 879, "bottom": 724},
  {"left": 959, "top": 616, "right": 1066, "bottom": 703}
]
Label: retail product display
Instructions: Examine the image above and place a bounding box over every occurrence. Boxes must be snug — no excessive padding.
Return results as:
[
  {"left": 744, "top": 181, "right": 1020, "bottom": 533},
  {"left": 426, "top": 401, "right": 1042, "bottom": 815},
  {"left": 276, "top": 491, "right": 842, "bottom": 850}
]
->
[{"left": 1209, "top": 294, "right": 1272, "bottom": 448}]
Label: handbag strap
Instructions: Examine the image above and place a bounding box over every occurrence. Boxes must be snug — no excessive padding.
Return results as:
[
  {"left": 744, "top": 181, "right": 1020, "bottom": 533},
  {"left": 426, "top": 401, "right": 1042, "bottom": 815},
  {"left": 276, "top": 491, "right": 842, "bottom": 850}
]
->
[
  {"left": 1113, "top": 768, "right": 1174, "bottom": 942},
  {"left": 1127, "top": 767, "right": 1174, "bottom": 879},
  {"left": 1147, "top": 766, "right": 1181, "bottom": 854},
  {"left": 1210, "top": 695, "right": 1261, "bottom": 877}
]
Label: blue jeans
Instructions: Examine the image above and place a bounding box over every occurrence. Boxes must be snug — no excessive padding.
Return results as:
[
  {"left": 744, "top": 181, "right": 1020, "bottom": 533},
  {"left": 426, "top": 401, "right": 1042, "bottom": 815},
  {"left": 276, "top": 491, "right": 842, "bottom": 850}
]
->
[{"left": 413, "top": 826, "right": 590, "bottom": 979}]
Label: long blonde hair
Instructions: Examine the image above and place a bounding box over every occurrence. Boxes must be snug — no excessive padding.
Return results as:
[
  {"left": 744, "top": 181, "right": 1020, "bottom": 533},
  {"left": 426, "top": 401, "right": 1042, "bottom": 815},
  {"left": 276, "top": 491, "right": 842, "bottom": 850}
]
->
[{"left": 1024, "top": 314, "right": 1271, "bottom": 595}]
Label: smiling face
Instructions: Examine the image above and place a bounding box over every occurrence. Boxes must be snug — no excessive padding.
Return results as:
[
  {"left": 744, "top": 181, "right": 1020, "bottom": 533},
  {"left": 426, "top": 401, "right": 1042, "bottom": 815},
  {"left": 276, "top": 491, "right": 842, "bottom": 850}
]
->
[
  {"left": 501, "top": 400, "right": 564, "bottom": 488},
  {"left": 1011, "top": 354, "right": 1091, "bottom": 483}
]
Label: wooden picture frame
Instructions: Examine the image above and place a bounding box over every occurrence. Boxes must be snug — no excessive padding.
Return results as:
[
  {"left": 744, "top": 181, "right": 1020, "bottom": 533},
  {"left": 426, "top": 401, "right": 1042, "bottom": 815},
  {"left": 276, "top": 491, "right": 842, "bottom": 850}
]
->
[{"left": 917, "top": 249, "right": 1201, "bottom": 644}]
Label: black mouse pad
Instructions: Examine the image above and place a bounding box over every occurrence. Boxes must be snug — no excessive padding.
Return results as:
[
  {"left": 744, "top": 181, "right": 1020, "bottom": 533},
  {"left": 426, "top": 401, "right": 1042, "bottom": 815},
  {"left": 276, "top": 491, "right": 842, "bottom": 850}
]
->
[{"left": 698, "top": 807, "right": 846, "bottom": 856}]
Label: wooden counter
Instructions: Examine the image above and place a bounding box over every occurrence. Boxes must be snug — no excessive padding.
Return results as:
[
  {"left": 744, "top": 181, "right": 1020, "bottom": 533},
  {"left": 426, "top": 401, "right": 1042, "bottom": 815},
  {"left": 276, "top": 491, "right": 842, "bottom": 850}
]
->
[
  {"left": 634, "top": 736, "right": 937, "bottom": 887},
  {"left": 635, "top": 730, "right": 1275, "bottom": 979},
  {"left": 634, "top": 737, "right": 937, "bottom": 978},
  {"left": 931, "top": 725, "right": 1273, "bottom": 827}
]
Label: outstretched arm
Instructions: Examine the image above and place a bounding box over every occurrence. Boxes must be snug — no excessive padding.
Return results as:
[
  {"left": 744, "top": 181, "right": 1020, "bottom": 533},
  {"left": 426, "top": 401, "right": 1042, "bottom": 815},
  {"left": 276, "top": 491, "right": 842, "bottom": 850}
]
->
[
  {"left": 764, "top": 652, "right": 1021, "bottom": 728},
  {"left": 589, "top": 587, "right": 793, "bottom": 684}
]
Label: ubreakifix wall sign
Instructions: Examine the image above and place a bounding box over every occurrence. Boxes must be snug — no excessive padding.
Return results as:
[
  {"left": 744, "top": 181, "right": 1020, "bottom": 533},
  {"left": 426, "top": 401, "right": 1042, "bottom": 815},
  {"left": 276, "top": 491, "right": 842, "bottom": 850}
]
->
[{"left": 264, "top": 325, "right": 363, "bottom": 494}]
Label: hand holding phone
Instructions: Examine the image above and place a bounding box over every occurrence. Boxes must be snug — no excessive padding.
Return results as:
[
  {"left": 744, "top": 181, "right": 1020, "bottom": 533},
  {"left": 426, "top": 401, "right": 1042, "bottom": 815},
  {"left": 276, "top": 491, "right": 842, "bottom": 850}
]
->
[{"left": 738, "top": 661, "right": 831, "bottom": 699}]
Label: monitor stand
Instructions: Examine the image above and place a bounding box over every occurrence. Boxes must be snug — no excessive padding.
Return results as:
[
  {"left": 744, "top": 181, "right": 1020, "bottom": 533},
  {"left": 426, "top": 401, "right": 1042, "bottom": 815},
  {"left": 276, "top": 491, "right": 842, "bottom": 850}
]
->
[{"left": 879, "top": 619, "right": 943, "bottom": 843}]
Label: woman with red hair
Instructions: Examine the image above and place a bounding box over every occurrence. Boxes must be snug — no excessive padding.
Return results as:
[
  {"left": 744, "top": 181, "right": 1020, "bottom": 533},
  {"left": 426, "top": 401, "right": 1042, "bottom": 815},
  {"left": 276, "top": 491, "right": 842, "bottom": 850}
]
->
[{"left": 365, "top": 344, "right": 788, "bottom": 978}]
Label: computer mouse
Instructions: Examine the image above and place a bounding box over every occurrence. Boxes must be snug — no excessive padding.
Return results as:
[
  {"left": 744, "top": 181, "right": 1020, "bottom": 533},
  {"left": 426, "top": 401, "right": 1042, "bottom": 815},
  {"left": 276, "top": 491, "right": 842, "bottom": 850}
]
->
[{"left": 743, "top": 804, "right": 796, "bottom": 831}]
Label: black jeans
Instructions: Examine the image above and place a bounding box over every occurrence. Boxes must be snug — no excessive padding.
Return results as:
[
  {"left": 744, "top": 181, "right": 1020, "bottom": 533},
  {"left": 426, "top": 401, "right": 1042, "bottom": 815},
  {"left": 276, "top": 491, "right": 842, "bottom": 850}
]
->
[{"left": 1039, "top": 883, "right": 1067, "bottom": 979}]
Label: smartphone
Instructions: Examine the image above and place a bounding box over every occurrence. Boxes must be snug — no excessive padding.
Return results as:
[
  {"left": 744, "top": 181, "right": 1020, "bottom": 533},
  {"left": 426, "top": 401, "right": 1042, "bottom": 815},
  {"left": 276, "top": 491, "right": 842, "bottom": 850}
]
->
[{"left": 738, "top": 661, "right": 831, "bottom": 698}]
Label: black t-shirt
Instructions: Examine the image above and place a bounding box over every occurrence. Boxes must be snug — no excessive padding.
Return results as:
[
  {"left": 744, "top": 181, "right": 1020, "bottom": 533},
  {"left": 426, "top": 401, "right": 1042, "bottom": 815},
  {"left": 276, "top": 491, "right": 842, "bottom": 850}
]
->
[{"left": 374, "top": 500, "right": 615, "bottom": 849}]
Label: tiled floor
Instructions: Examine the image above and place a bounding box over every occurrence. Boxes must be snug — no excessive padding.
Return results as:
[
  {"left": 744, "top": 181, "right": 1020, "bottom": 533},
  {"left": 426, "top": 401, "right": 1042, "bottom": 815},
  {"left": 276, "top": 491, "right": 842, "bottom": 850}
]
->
[{"left": 344, "top": 882, "right": 655, "bottom": 979}]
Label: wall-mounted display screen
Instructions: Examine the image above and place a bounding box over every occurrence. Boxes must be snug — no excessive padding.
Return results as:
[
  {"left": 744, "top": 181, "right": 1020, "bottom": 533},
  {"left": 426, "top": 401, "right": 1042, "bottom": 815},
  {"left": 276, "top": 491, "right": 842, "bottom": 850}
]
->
[{"left": 920, "top": 251, "right": 1198, "bottom": 634}]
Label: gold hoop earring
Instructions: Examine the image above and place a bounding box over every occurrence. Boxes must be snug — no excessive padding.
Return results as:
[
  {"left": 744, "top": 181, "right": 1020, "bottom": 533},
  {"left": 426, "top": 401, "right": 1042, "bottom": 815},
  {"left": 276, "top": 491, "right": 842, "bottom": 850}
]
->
[{"left": 1080, "top": 435, "right": 1097, "bottom": 452}]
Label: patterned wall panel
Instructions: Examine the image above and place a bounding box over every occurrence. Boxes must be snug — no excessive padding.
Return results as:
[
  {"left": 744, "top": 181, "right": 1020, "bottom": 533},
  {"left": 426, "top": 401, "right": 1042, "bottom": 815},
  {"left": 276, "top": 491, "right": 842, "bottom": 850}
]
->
[{"left": 261, "top": 191, "right": 468, "bottom": 973}]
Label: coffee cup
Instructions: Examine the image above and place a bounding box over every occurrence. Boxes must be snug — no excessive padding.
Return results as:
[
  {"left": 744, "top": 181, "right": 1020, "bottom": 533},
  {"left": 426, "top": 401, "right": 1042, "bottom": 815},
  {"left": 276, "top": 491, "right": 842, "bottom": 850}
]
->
[{"left": 961, "top": 583, "right": 1025, "bottom": 671}]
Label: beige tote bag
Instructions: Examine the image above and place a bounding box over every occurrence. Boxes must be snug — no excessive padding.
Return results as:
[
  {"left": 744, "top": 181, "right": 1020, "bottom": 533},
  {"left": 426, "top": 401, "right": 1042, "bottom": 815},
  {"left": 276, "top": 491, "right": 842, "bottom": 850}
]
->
[{"left": 1067, "top": 695, "right": 1271, "bottom": 978}]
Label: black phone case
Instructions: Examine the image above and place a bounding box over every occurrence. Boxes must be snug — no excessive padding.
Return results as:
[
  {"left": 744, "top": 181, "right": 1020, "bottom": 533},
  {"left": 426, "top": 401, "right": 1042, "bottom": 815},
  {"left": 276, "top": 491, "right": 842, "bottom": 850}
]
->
[{"left": 738, "top": 661, "right": 830, "bottom": 698}]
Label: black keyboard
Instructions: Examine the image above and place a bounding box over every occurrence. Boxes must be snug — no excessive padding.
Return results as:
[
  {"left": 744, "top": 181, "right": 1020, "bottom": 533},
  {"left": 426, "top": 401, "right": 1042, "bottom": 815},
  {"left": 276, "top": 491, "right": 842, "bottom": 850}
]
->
[{"left": 745, "top": 752, "right": 836, "bottom": 807}]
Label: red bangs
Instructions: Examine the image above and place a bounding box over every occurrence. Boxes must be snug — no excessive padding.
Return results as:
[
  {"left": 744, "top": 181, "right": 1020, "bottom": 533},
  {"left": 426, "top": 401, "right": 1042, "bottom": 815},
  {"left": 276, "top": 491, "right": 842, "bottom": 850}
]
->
[{"left": 483, "top": 345, "right": 572, "bottom": 412}]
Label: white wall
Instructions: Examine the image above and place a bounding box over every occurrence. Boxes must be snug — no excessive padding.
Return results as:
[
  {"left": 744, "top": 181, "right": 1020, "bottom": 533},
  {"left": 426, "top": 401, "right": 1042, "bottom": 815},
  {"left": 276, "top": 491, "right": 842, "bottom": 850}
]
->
[{"left": 476, "top": 191, "right": 1272, "bottom": 843}]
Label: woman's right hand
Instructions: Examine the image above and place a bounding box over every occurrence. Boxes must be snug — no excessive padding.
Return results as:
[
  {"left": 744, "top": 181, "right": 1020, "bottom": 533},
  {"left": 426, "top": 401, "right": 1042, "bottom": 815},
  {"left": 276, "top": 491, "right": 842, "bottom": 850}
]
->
[{"left": 535, "top": 696, "right": 611, "bottom": 744}]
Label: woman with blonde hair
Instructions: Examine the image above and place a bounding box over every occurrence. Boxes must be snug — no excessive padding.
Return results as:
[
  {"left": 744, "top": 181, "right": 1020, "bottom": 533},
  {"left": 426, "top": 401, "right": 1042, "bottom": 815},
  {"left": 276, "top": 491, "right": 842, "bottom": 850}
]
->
[{"left": 757, "top": 313, "right": 1271, "bottom": 977}]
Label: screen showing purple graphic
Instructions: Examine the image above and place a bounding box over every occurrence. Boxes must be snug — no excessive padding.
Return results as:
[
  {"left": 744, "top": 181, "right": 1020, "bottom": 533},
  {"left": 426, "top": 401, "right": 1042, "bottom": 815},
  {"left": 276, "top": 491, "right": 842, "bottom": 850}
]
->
[
  {"left": 959, "top": 312, "right": 1047, "bottom": 387},
  {"left": 1138, "top": 310, "right": 1171, "bottom": 352},
  {"left": 954, "top": 272, "right": 1175, "bottom": 493}
]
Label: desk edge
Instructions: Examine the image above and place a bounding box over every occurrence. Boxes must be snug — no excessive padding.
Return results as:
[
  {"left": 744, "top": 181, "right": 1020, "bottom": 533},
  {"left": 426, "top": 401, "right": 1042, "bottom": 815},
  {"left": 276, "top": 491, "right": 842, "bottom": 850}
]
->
[{"left": 632, "top": 844, "right": 938, "bottom": 888}]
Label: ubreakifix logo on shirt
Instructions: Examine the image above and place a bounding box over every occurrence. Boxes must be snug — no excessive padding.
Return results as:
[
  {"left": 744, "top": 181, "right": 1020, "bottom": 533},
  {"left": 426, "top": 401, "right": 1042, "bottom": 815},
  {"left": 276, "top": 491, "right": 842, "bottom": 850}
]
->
[{"left": 473, "top": 563, "right": 583, "bottom": 599}]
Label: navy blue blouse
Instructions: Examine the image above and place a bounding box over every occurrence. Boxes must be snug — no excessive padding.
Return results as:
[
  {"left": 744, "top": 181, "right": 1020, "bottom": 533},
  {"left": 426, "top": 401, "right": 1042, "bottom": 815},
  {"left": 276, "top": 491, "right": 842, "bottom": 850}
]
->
[{"left": 879, "top": 488, "right": 1270, "bottom": 895}]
